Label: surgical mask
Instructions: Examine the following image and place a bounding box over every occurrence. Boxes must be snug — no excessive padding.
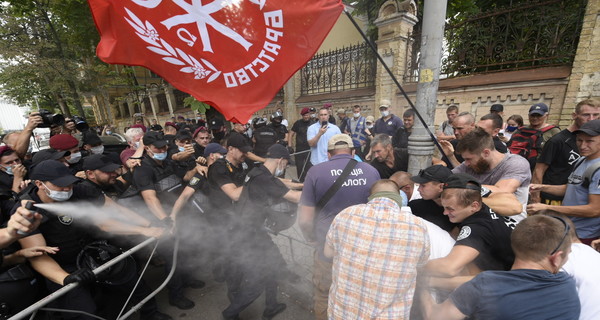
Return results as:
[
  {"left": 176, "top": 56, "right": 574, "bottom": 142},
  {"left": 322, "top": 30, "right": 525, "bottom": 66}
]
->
[
  {"left": 42, "top": 182, "right": 72, "bottom": 202},
  {"left": 106, "top": 131, "right": 112, "bottom": 135},
  {"left": 274, "top": 163, "right": 285, "bottom": 177},
  {"left": 381, "top": 110, "right": 390, "bottom": 117},
  {"left": 178, "top": 146, "right": 185, "bottom": 152},
  {"left": 506, "top": 125, "right": 518, "bottom": 132},
  {"left": 152, "top": 151, "right": 167, "bottom": 161},
  {"left": 353, "top": 113, "right": 360, "bottom": 118},
  {"left": 90, "top": 146, "right": 104, "bottom": 155},
  {"left": 366, "top": 124, "right": 373, "bottom": 129},
  {"left": 2, "top": 165, "right": 13, "bottom": 176},
  {"left": 310, "top": 114, "right": 316, "bottom": 118},
  {"left": 66, "top": 152, "right": 81, "bottom": 164},
  {"left": 134, "top": 141, "right": 140, "bottom": 149}
]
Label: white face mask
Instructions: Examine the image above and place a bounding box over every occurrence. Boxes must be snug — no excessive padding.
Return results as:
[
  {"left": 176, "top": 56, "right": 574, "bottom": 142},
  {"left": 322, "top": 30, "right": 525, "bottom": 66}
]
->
[
  {"left": 274, "top": 163, "right": 285, "bottom": 177},
  {"left": 310, "top": 114, "right": 316, "bottom": 118},
  {"left": 90, "top": 146, "right": 104, "bottom": 155},
  {"left": 381, "top": 110, "right": 390, "bottom": 117},
  {"left": 366, "top": 124, "right": 373, "bottom": 129},
  {"left": 42, "top": 182, "right": 72, "bottom": 202},
  {"left": 2, "top": 165, "right": 13, "bottom": 176},
  {"left": 66, "top": 152, "right": 81, "bottom": 164},
  {"left": 134, "top": 141, "right": 140, "bottom": 149},
  {"left": 353, "top": 112, "right": 360, "bottom": 118}
]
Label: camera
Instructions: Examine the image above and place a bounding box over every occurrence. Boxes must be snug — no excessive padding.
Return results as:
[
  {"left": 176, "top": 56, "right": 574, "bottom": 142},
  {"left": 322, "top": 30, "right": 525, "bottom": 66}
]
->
[
  {"left": 38, "top": 109, "right": 65, "bottom": 128},
  {"left": 72, "top": 116, "right": 89, "bottom": 132}
]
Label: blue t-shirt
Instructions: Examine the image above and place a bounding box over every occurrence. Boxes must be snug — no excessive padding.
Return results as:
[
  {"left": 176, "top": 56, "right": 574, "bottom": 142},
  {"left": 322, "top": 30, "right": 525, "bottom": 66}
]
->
[
  {"left": 563, "top": 156, "right": 600, "bottom": 238},
  {"left": 372, "top": 114, "right": 403, "bottom": 136},
  {"left": 300, "top": 154, "right": 380, "bottom": 260},
  {"left": 451, "top": 269, "right": 580, "bottom": 320},
  {"left": 306, "top": 122, "right": 341, "bottom": 165}
]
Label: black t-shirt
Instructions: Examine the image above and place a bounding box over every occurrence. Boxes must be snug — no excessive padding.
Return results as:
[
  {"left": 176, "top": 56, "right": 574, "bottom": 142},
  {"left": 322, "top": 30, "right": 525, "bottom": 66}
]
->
[
  {"left": 291, "top": 119, "right": 314, "bottom": 151},
  {"left": 207, "top": 158, "right": 248, "bottom": 214},
  {"left": 493, "top": 136, "right": 507, "bottom": 153},
  {"left": 408, "top": 198, "right": 457, "bottom": 232},
  {"left": 392, "top": 127, "right": 411, "bottom": 149},
  {"left": 73, "top": 180, "right": 106, "bottom": 206},
  {"left": 194, "top": 144, "right": 206, "bottom": 158},
  {"left": 237, "top": 165, "right": 288, "bottom": 229},
  {"left": 455, "top": 204, "right": 517, "bottom": 271},
  {"left": 187, "top": 172, "right": 208, "bottom": 192},
  {"left": 0, "top": 171, "right": 13, "bottom": 191},
  {"left": 369, "top": 148, "right": 408, "bottom": 179},
  {"left": 268, "top": 123, "right": 288, "bottom": 143},
  {"left": 537, "top": 129, "right": 580, "bottom": 200}
]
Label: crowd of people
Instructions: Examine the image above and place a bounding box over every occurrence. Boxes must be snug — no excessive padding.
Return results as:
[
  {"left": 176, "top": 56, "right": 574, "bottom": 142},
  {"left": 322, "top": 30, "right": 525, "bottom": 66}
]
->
[{"left": 0, "top": 99, "right": 599, "bottom": 320}]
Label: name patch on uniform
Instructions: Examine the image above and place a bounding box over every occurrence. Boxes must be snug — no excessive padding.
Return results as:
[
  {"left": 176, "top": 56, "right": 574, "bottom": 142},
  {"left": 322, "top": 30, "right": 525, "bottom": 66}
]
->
[
  {"left": 457, "top": 226, "right": 471, "bottom": 241},
  {"left": 58, "top": 215, "right": 73, "bottom": 225}
]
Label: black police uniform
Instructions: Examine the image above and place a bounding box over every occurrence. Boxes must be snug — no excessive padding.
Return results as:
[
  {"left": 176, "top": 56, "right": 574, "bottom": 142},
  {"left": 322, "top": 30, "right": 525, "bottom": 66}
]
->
[
  {"left": 268, "top": 123, "right": 288, "bottom": 145},
  {"left": 290, "top": 118, "right": 315, "bottom": 181},
  {"left": 252, "top": 126, "right": 278, "bottom": 158},
  {"left": 408, "top": 198, "right": 458, "bottom": 233},
  {"left": 222, "top": 164, "right": 289, "bottom": 318}
]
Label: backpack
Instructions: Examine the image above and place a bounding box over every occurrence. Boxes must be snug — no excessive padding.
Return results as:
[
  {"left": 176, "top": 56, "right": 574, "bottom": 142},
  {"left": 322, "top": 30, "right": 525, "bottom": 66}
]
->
[{"left": 507, "top": 126, "right": 557, "bottom": 166}]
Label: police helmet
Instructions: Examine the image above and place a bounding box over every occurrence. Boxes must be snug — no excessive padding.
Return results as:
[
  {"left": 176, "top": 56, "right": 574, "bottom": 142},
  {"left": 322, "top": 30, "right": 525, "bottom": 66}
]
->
[
  {"left": 252, "top": 117, "right": 267, "bottom": 129},
  {"left": 271, "top": 111, "right": 283, "bottom": 121},
  {"left": 76, "top": 241, "right": 137, "bottom": 285}
]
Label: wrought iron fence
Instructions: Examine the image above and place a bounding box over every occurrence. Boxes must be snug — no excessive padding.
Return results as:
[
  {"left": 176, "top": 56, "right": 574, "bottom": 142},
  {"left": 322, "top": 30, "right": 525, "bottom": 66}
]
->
[
  {"left": 404, "top": 0, "right": 586, "bottom": 81},
  {"left": 301, "top": 43, "right": 376, "bottom": 95}
]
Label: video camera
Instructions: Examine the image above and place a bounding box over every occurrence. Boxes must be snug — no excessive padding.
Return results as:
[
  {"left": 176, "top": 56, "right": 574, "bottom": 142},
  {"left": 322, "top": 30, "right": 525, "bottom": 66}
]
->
[
  {"left": 72, "top": 116, "right": 89, "bottom": 132},
  {"left": 37, "top": 109, "right": 65, "bottom": 128}
]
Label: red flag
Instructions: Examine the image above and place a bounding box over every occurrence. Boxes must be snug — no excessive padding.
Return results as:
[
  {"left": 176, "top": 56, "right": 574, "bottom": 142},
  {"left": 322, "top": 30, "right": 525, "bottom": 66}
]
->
[{"left": 88, "top": 0, "right": 343, "bottom": 123}]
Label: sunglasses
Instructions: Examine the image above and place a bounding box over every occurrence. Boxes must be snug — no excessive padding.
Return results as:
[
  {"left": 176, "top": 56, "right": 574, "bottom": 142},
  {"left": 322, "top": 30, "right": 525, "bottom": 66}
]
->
[{"left": 549, "top": 216, "right": 570, "bottom": 255}]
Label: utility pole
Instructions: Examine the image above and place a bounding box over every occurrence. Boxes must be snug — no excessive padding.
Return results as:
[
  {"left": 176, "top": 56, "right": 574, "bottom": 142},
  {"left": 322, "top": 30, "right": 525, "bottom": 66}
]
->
[{"left": 407, "top": 0, "right": 448, "bottom": 175}]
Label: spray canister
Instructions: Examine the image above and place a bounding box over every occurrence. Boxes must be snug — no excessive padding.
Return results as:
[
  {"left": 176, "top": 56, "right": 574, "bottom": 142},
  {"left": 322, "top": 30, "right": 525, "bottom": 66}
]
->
[{"left": 16, "top": 201, "right": 35, "bottom": 236}]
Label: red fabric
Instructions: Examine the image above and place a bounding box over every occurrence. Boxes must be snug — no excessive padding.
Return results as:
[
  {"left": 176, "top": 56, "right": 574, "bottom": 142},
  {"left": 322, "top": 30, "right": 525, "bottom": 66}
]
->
[
  {"left": 49, "top": 134, "right": 78, "bottom": 151},
  {"left": 88, "top": 0, "right": 343, "bottom": 123}
]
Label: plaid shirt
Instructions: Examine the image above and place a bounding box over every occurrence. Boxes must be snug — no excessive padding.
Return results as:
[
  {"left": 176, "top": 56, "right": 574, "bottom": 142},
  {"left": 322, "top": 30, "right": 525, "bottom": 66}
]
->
[{"left": 326, "top": 197, "right": 430, "bottom": 320}]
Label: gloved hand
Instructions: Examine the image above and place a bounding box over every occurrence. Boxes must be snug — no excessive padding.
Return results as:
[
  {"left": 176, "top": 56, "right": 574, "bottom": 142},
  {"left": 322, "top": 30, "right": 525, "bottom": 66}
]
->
[{"left": 63, "top": 268, "right": 96, "bottom": 285}]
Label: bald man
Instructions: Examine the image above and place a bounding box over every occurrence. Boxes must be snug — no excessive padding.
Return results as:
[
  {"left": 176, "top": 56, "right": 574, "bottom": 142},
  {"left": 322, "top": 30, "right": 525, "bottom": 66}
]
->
[{"left": 390, "top": 171, "right": 421, "bottom": 201}]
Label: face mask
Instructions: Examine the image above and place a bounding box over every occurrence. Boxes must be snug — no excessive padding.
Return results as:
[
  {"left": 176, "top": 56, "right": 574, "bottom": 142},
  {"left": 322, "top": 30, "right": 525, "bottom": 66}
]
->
[
  {"left": 2, "top": 165, "right": 13, "bottom": 176},
  {"left": 67, "top": 152, "right": 81, "bottom": 164},
  {"left": 178, "top": 146, "right": 186, "bottom": 152},
  {"left": 106, "top": 131, "right": 112, "bottom": 135},
  {"left": 310, "top": 114, "right": 316, "bottom": 118},
  {"left": 366, "top": 124, "right": 373, "bottom": 129},
  {"left": 353, "top": 113, "right": 360, "bottom": 118},
  {"left": 134, "top": 141, "right": 140, "bottom": 149},
  {"left": 90, "top": 146, "right": 104, "bottom": 155},
  {"left": 274, "top": 163, "right": 285, "bottom": 177},
  {"left": 152, "top": 151, "right": 168, "bottom": 161},
  {"left": 506, "top": 125, "right": 518, "bottom": 132},
  {"left": 42, "top": 182, "right": 72, "bottom": 202},
  {"left": 381, "top": 110, "right": 390, "bottom": 117}
]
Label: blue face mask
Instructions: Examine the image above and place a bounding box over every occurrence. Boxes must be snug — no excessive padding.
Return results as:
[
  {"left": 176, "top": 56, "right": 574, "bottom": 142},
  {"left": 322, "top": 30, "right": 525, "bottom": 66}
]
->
[
  {"left": 3, "top": 165, "right": 13, "bottom": 176},
  {"left": 506, "top": 125, "right": 518, "bottom": 132},
  {"left": 152, "top": 152, "right": 168, "bottom": 161},
  {"left": 178, "top": 146, "right": 185, "bottom": 153}
]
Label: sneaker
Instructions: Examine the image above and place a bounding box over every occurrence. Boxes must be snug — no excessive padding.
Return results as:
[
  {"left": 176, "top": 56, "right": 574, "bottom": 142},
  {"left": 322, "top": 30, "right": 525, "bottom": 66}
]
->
[
  {"left": 169, "top": 295, "right": 195, "bottom": 310},
  {"left": 262, "top": 303, "right": 286, "bottom": 320}
]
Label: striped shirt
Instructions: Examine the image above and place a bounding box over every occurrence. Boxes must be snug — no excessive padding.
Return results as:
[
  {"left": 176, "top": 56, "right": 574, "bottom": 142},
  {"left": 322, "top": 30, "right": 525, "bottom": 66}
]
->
[{"left": 326, "top": 197, "right": 430, "bottom": 320}]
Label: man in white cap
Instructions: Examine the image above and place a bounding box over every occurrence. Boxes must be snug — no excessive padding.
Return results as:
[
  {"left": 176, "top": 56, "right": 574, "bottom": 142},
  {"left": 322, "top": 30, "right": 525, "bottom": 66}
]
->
[{"left": 373, "top": 99, "right": 403, "bottom": 137}]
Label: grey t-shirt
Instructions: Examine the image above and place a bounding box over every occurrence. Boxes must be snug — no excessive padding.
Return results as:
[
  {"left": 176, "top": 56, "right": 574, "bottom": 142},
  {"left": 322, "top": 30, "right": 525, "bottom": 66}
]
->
[
  {"left": 563, "top": 156, "right": 600, "bottom": 239},
  {"left": 453, "top": 153, "right": 531, "bottom": 220}
]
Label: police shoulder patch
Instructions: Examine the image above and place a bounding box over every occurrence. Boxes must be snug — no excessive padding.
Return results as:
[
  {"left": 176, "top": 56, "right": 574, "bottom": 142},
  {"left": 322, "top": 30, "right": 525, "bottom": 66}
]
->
[
  {"left": 189, "top": 177, "right": 200, "bottom": 186},
  {"left": 58, "top": 214, "right": 73, "bottom": 225},
  {"left": 457, "top": 226, "right": 471, "bottom": 241}
]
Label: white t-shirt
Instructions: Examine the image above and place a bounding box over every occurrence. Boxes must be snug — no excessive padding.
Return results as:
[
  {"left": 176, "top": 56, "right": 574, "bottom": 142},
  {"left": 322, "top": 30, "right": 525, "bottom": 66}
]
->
[
  {"left": 561, "top": 242, "right": 600, "bottom": 320},
  {"left": 401, "top": 206, "right": 454, "bottom": 259}
]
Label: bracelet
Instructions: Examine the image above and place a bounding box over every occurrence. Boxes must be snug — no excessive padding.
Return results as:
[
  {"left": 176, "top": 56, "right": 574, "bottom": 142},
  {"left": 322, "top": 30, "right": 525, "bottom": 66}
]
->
[{"left": 129, "top": 156, "right": 142, "bottom": 160}]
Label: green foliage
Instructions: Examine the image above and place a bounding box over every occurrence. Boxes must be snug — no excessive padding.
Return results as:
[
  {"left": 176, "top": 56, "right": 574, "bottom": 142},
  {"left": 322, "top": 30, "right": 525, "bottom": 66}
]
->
[{"left": 183, "top": 96, "right": 211, "bottom": 114}]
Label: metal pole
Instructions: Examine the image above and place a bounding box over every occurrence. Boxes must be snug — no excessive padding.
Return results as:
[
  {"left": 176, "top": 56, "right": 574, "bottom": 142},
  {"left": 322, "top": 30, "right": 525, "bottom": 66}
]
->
[
  {"left": 343, "top": 8, "right": 448, "bottom": 167},
  {"left": 407, "top": 0, "right": 448, "bottom": 175},
  {"left": 10, "top": 237, "right": 158, "bottom": 320}
]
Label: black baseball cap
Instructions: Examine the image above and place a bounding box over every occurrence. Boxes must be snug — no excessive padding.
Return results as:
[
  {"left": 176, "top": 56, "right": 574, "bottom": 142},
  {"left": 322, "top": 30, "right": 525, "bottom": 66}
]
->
[
  {"left": 143, "top": 131, "right": 168, "bottom": 148},
  {"left": 203, "top": 143, "right": 227, "bottom": 157},
  {"left": 82, "top": 131, "right": 102, "bottom": 146},
  {"left": 411, "top": 165, "right": 452, "bottom": 184},
  {"left": 30, "top": 160, "right": 79, "bottom": 187},
  {"left": 31, "top": 149, "right": 70, "bottom": 168},
  {"left": 574, "top": 119, "right": 600, "bottom": 137},
  {"left": 443, "top": 173, "right": 481, "bottom": 191},
  {"left": 227, "top": 133, "right": 252, "bottom": 153},
  {"left": 266, "top": 144, "right": 290, "bottom": 160},
  {"left": 83, "top": 154, "right": 121, "bottom": 172}
]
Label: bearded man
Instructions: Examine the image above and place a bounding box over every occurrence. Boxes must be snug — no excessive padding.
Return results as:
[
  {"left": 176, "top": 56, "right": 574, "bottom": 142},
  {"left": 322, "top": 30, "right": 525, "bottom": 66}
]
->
[{"left": 452, "top": 128, "right": 531, "bottom": 221}]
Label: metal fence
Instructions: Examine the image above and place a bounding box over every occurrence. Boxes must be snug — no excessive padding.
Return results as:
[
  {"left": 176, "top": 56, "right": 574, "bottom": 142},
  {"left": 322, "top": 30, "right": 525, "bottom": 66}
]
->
[
  {"left": 301, "top": 43, "right": 377, "bottom": 95},
  {"left": 404, "top": 0, "right": 587, "bottom": 81}
]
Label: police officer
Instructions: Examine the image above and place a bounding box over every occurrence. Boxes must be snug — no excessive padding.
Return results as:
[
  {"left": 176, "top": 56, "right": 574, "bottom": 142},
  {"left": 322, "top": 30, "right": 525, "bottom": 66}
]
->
[
  {"left": 268, "top": 111, "right": 288, "bottom": 145},
  {"left": 252, "top": 117, "right": 278, "bottom": 158},
  {"left": 16, "top": 160, "right": 172, "bottom": 320},
  {"left": 222, "top": 144, "right": 301, "bottom": 320},
  {"left": 133, "top": 131, "right": 199, "bottom": 310}
]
